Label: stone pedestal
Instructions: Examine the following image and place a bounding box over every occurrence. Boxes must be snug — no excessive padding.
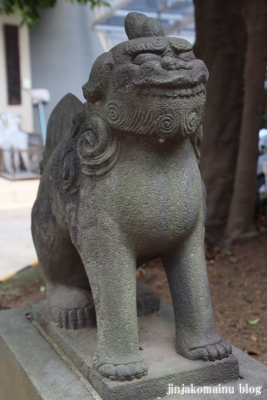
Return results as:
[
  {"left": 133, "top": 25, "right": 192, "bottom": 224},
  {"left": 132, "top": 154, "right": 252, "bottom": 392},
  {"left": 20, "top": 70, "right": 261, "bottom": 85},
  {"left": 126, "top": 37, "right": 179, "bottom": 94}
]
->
[
  {"left": 1, "top": 304, "right": 267, "bottom": 400},
  {"left": 30, "top": 301, "right": 239, "bottom": 400}
]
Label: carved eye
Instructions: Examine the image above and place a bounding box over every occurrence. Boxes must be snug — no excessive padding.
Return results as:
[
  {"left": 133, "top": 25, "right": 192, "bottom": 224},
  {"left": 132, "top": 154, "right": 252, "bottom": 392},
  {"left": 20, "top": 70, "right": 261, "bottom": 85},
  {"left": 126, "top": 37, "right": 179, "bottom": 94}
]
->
[
  {"left": 178, "top": 51, "right": 196, "bottom": 62},
  {"left": 133, "top": 53, "right": 161, "bottom": 65}
]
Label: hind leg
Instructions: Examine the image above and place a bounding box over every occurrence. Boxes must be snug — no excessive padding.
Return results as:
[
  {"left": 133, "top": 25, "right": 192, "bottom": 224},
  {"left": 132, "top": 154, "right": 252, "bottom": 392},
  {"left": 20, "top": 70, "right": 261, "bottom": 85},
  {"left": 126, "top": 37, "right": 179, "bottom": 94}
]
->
[
  {"left": 136, "top": 280, "right": 160, "bottom": 316},
  {"left": 32, "top": 198, "right": 96, "bottom": 329}
]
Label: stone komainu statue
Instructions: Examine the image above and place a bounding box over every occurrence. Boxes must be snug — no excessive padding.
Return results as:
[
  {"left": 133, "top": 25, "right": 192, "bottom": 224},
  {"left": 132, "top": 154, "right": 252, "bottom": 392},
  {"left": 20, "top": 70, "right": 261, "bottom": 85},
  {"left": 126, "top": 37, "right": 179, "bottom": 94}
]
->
[{"left": 32, "top": 12, "right": 232, "bottom": 382}]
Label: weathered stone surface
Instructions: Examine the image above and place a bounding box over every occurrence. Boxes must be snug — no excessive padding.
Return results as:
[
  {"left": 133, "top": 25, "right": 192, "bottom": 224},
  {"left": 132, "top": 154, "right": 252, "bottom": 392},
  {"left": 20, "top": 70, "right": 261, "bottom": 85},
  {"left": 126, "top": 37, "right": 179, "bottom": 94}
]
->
[
  {"left": 1, "top": 306, "right": 267, "bottom": 400},
  {"left": 0, "top": 307, "right": 98, "bottom": 400},
  {"left": 31, "top": 11, "right": 232, "bottom": 385},
  {"left": 31, "top": 300, "right": 239, "bottom": 400}
]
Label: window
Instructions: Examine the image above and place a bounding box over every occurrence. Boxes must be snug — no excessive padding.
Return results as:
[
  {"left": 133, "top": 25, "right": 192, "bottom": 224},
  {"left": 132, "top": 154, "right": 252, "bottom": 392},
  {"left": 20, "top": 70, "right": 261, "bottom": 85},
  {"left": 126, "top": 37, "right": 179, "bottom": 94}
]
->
[{"left": 4, "top": 24, "right": 21, "bottom": 105}]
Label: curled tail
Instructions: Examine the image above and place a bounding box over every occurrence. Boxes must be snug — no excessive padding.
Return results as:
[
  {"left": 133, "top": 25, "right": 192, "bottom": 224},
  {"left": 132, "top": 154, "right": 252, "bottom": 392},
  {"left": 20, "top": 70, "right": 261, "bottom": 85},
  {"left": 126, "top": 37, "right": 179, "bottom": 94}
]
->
[{"left": 40, "top": 93, "right": 83, "bottom": 173}]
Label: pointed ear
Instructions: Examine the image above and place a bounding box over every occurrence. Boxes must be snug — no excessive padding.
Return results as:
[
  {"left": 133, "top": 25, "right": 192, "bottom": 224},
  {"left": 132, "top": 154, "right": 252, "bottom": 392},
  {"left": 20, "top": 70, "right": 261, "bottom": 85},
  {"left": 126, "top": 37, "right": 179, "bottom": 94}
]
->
[
  {"left": 82, "top": 52, "right": 114, "bottom": 103},
  {"left": 190, "top": 125, "right": 203, "bottom": 163}
]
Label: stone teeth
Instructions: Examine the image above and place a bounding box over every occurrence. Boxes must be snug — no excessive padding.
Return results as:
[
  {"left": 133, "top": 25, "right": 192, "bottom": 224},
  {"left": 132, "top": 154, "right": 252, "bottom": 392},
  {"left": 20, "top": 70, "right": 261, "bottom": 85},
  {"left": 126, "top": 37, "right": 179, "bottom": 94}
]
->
[
  {"left": 166, "top": 91, "right": 173, "bottom": 97},
  {"left": 199, "top": 83, "right": 205, "bottom": 93},
  {"left": 136, "top": 84, "right": 205, "bottom": 98},
  {"left": 142, "top": 88, "right": 150, "bottom": 95}
]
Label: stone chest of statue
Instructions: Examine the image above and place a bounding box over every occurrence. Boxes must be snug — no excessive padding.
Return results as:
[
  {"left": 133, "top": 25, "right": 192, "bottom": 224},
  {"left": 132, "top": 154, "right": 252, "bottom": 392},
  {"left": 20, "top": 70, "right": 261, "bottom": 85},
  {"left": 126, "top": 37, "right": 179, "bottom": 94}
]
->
[{"left": 31, "top": 11, "right": 239, "bottom": 398}]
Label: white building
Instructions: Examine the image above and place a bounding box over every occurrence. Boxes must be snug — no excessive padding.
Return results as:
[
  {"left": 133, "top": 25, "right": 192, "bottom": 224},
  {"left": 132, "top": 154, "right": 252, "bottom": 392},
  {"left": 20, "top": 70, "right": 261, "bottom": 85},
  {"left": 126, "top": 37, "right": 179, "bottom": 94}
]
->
[
  {"left": 0, "top": 0, "right": 195, "bottom": 134},
  {"left": 0, "top": 0, "right": 103, "bottom": 133}
]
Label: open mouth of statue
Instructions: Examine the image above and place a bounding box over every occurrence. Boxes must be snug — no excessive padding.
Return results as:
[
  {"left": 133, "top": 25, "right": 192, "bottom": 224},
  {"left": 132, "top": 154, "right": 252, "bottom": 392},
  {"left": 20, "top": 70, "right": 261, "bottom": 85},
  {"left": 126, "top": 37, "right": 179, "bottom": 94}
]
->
[{"left": 135, "top": 83, "right": 206, "bottom": 99}]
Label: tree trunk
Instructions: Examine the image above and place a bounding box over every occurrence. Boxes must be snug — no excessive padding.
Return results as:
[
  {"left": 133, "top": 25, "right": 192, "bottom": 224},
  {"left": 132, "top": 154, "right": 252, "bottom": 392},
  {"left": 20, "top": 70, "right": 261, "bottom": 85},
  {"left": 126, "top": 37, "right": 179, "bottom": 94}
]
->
[
  {"left": 193, "top": 0, "right": 247, "bottom": 226},
  {"left": 225, "top": 0, "right": 267, "bottom": 242}
]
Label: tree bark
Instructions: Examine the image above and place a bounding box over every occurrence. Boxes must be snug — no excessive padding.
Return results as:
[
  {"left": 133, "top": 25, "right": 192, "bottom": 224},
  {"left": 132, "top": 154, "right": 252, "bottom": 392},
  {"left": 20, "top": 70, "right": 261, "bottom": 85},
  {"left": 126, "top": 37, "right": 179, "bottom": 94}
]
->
[
  {"left": 225, "top": 0, "right": 267, "bottom": 242},
  {"left": 193, "top": 0, "right": 247, "bottom": 226}
]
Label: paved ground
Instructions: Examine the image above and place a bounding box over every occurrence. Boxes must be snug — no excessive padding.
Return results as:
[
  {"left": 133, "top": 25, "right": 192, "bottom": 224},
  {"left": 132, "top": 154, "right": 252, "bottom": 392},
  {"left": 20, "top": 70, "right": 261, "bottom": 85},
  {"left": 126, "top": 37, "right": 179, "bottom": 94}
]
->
[{"left": 0, "top": 177, "right": 39, "bottom": 281}]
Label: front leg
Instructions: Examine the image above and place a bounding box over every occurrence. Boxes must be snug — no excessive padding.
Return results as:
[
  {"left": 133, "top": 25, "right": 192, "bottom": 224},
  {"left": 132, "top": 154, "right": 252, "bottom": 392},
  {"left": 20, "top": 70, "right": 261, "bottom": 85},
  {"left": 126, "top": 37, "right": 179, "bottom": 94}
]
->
[
  {"left": 162, "top": 218, "right": 232, "bottom": 362},
  {"left": 74, "top": 231, "right": 147, "bottom": 382}
]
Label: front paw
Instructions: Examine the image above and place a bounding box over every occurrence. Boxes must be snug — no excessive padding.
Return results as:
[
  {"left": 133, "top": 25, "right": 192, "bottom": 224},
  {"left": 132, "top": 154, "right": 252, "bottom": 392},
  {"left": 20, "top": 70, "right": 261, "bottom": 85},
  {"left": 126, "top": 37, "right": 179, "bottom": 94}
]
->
[
  {"left": 98, "top": 361, "right": 148, "bottom": 382},
  {"left": 178, "top": 339, "right": 232, "bottom": 362},
  {"left": 93, "top": 350, "right": 148, "bottom": 381}
]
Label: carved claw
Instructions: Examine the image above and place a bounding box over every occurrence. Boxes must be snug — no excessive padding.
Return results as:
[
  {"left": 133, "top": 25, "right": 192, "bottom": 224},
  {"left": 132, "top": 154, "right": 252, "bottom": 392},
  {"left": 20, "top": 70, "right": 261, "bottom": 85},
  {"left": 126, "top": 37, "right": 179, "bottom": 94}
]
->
[
  {"left": 137, "top": 291, "right": 160, "bottom": 316},
  {"left": 186, "top": 340, "right": 232, "bottom": 362},
  {"left": 136, "top": 280, "right": 160, "bottom": 317},
  {"left": 50, "top": 303, "right": 96, "bottom": 329},
  {"left": 93, "top": 349, "right": 148, "bottom": 381},
  {"left": 98, "top": 361, "right": 148, "bottom": 382}
]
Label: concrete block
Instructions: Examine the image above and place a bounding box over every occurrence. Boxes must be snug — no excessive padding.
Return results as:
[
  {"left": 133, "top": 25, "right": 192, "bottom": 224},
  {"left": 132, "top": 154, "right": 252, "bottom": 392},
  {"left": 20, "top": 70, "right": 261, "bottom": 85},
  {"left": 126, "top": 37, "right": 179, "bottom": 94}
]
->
[
  {"left": 1, "top": 304, "right": 267, "bottom": 400},
  {"left": 0, "top": 307, "right": 99, "bottom": 400}
]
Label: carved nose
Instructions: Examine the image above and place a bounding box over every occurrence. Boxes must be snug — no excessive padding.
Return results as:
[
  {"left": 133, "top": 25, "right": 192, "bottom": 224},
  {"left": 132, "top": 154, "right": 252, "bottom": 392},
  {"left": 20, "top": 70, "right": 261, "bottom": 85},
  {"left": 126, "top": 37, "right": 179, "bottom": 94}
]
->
[{"left": 161, "top": 56, "right": 192, "bottom": 71}]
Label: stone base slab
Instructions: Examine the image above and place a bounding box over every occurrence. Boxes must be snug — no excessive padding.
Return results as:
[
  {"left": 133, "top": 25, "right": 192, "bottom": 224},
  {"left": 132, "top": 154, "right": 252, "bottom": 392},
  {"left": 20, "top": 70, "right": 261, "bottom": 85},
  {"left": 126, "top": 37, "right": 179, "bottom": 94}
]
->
[
  {"left": 30, "top": 300, "right": 239, "bottom": 400},
  {"left": 1, "top": 305, "right": 267, "bottom": 399}
]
